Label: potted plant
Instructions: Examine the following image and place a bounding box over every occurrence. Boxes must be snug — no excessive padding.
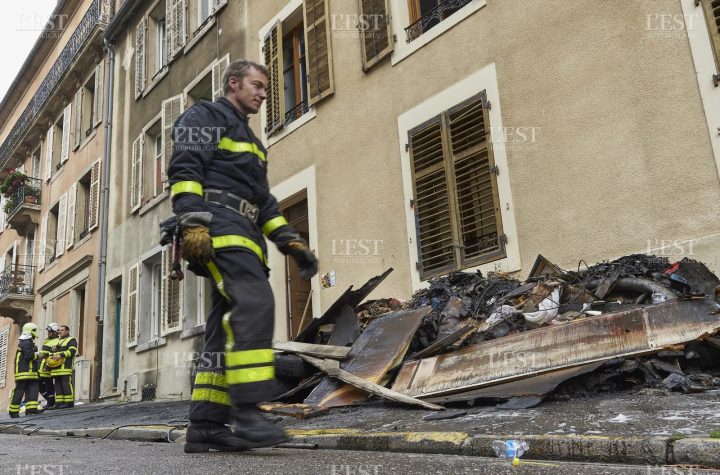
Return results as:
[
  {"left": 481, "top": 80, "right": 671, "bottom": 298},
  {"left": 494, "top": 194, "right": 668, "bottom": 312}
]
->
[{"left": 0, "top": 169, "right": 27, "bottom": 198}]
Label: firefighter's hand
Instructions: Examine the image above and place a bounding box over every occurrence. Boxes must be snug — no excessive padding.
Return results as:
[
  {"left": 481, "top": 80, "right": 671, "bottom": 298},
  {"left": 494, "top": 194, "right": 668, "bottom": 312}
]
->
[
  {"left": 286, "top": 240, "right": 318, "bottom": 280},
  {"left": 182, "top": 226, "right": 214, "bottom": 266}
]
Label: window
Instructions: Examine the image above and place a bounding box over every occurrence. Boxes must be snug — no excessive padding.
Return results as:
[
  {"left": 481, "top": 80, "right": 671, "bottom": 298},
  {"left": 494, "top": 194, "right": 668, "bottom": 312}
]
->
[
  {"left": 182, "top": 264, "right": 212, "bottom": 328},
  {"left": 65, "top": 160, "right": 101, "bottom": 249},
  {"left": 198, "top": 0, "right": 213, "bottom": 27},
  {"left": 0, "top": 325, "right": 9, "bottom": 389},
  {"left": 700, "top": 0, "right": 720, "bottom": 75},
  {"left": 186, "top": 71, "right": 212, "bottom": 106},
  {"left": 405, "top": 0, "right": 472, "bottom": 42},
  {"left": 263, "top": 0, "right": 335, "bottom": 137},
  {"left": 357, "top": 0, "right": 394, "bottom": 70},
  {"left": 45, "top": 105, "right": 71, "bottom": 179},
  {"left": 45, "top": 202, "right": 60, "bottom": 264},
  {"left": 148, "top": 1, "right": 167, "bottom": 78},
  {"left": 31, "top": 146, "right": 41, "bottom": 179},
  {"left": 409, "top": 92, "right": 504, "bottom": 279},
  {"left": 127, "top": 264, "right": 139, "bottom": 347},
  {"left": 151, "top": 260, "right": 162, "bottom": 341},
  {"left": 142, "top": 120, "right": 163, "bottom": 202},
  {"left": 24, "top": 231, "right": 34, "bottom": 268},
  {"left": 74, "top": 62, "right": 104, "bottom": 145},
  {"left": 136, "top": 248, "right": 181, "bottom": 345}
]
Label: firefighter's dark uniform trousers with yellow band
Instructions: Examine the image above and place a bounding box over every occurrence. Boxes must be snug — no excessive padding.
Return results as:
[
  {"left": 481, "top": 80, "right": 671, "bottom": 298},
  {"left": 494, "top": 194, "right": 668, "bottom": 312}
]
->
[
  {"left": 10, "top": 339, "right": 39, "bottom": 416},
  {"left": 168, "top": 97, "right": 295, "bottom": 424},
  {"left": 37, "top": 336, "right": 58, "bottom": 407}
]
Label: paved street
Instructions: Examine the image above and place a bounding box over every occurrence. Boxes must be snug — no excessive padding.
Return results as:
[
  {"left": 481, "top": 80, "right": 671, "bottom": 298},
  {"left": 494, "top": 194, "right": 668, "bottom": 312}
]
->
[{"left": 0, "top": 434, "right": 714, "bottom": 475}]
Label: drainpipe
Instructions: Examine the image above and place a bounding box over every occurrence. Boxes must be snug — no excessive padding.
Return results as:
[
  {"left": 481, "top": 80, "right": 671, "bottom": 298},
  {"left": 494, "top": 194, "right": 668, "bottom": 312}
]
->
[{"left": 94, "top": 37, "right": 115, "bottom": 401}]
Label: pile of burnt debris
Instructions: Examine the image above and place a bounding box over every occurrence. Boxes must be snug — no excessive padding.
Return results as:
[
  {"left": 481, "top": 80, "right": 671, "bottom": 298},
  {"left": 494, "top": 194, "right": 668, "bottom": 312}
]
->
[{"left": 264, "top": 255, "right": 720, "bottom": 418}]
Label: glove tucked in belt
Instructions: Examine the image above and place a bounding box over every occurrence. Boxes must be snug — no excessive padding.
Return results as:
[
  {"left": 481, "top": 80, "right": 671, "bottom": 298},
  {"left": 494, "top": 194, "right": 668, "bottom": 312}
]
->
[{"left": 178, "top": 212, "right": 214, "bottom": 267}]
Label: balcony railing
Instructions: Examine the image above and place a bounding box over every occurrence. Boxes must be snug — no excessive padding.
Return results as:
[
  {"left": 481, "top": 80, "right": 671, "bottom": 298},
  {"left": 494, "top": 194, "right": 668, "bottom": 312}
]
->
[
  {"left": 0, "top": 0, "right": 113, "bottom": 164},
  {"left": 284, "top": 100, "right": 310, "bottom": 128},
  {"left": 405, "top": 0, "right": 473, "bottom": 43},
  {"left": 0, "top": 264, "right": 35, "bottom": 298},
  {"left": 5, "top": 177, "right": 42, "bottom": 217}
]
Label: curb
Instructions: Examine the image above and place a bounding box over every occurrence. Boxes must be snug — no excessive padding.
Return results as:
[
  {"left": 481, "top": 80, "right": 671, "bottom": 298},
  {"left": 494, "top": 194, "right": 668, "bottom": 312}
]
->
[{"left": 2, "top": 424, "right": 718, "bottom": 467}]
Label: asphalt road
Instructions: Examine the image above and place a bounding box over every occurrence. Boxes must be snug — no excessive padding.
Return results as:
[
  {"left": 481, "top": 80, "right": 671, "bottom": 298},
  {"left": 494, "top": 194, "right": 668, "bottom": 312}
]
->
[{"left": 0, "top": 434, "right": 715, "bottom": 475}]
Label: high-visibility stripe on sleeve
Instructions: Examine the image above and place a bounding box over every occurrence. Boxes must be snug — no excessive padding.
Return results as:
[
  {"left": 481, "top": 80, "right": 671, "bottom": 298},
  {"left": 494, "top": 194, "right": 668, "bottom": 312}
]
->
[
  {"left": 171, "top": 181, "right": 203, "bottom": 198},
  {"left": 225, "top": 366, "right": 275, "bottom": 385},
  {"left": 225, "top": 349, "right": 275, "bottom": 368},
  {"left": 191, "top": 388, "right": 231, "bottom": 406},
  {"left": 211, "top": 235, "right": 265, "bottom": 263},
  {"left": 194, "top": 371, "right": 228, "bottom": 389},
  {"left": 217, "top": 138, "right": 266, "bottom": 162},
  {"left": 261, "top": 216, "right": 288, "bottom": 236}
]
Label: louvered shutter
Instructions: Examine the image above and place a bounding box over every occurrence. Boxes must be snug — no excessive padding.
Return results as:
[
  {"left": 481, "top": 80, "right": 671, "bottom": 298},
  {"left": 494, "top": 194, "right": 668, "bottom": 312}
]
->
[
  {"left": 166, "top": 0, "right": 175, "bottom": 59},
  {"left": 162, "top": 95, "right": 184, "bottom": 189},
  {"left": 211, "top": 55, "right": 230, "bottom": 101},
  {"left": 447, "top": 93, "right": 504, "bottom": 266},
  {"left": 89, "top": 159, "right": 101, "bottom": 231},
  {"left": 181, "top": 263, "right": 197, "bottom": 326},
  {"left": 55, "top": 193, "right": 67, "bottom": 258},
  {"left": 74, "top": 88, "right": 83, "bottom": 149},
  {"left": 60, "top": 104, "right": 72, "bottom": 164},
  {"left": 135, "top": 17, "right": 147, "bottom": 99},
  {"left": 66, "top": 182, "right": 77, "bottom": 249},
  {"left": 161, "top": 247, "right": 181, "bottom": 335},
  {"left": 127, "top": 264, "right": 139, "bottom": 347},
  {"left": 38, "top": 213, "right": 47, "bottom": 270},
  {"left": 358, "top": 0, "right": 393, "bottom": 71},
  {"left": 0, "top": 325, "right": 9, "bottom": 389},
  {"left": 700, "top": 0, "right": 720, "bottom": 70},
  {"left": 44, "top": 126, "right": 54, "bottom": 180},
  {"left": 168, "top": 0, "right": 186, "bottom": 56},
  {"left": 130, "top": 136, "right": 143, "bottom": 212},
  {"left": 303, "top": 0, "right": 335, "bottom": 106},
  {"left": 409, "top": 117, "right": 455, "bottom": 279},
  {"left": 263, "top": 22, "right": 284, "bottom": 135},
  {"left": 0, "top": 197, "right": 5, "bottom": 230},
  {"left": 93, "top": 60, "right": 104, "bottom": 126}
]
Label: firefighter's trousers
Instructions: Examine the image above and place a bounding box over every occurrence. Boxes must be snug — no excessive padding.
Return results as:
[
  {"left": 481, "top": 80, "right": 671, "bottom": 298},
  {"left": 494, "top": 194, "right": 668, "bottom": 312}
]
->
[
  {"left": 10, "top": 380, "right": 39, "bottom": 415},
  {"left": 189, "top": 249, "right": 276, "bottom": 424},
  {"left": 39, "top": 376, "right": 55, "bottom": 407},
  {"left": 54, "top": 375, "right": 74, "bottom": 406}
]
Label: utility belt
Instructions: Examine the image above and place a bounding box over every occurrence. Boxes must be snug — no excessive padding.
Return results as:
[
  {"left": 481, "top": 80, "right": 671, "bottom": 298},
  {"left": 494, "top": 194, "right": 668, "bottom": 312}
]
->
[{"left": 204, "top": 189, "right": 259, "bottom": 224}]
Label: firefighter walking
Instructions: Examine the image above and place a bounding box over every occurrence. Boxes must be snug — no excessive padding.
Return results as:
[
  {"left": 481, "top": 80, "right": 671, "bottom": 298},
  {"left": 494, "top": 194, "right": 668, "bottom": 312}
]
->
[
  {"left": 167, "top": 59, "right": 318, "bottom": 453},
  {"left": 9, "top": 323, "right": 42, "bottom": 417},
  {"left": 38, "top": 322, "right": 60, "bottom": 409}
]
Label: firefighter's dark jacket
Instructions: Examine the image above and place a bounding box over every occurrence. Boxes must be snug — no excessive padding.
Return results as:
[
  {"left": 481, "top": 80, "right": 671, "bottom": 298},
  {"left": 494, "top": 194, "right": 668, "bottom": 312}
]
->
[
  {"left": 14, "top": 339, "right": 39, "bottom": 380},
  {"left": 168, "top": 97, "right": 291, "bottom": 263}
]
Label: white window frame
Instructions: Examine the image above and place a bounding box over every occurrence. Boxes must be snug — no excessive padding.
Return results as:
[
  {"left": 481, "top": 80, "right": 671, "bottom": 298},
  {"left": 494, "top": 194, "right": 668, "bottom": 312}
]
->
[
  {"left": 150, "top": 261, "right": 162, "bottom": 341},
  {"left": 397, "top": 63, "right": 521, "bottom": 291},
  {"left": 0, "top": 325, "right": 9, "bottom": 389},
  {"left": 389, "top": 0, "right": 486, "bottom": 66},
  {"left": 681, "top": 0, "right": 720, "bottom": 181},
  {"left": 198, "top": 0, "right": 213, "bottom": 27},
  {"left": 258, "top": 0, "right": 317, "bottom": 147},
  {"left": 157, "top": 18, "right": 167, "bottom": 72}
]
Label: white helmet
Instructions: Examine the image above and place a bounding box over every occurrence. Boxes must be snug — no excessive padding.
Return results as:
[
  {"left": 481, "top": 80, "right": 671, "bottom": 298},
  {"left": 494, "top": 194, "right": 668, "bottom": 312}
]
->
[
  {"left": 21, "top": 322, "right": 38, "bottom": 338},
  {"left": 46, "top": 322, "right": 60, "bottom": 333}
]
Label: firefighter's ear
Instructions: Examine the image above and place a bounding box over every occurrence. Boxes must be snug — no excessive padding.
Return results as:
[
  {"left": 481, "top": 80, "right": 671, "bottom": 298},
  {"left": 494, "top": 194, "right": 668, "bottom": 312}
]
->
[{"left": 227, "top": 75, "right": 240, "bottom": 92}]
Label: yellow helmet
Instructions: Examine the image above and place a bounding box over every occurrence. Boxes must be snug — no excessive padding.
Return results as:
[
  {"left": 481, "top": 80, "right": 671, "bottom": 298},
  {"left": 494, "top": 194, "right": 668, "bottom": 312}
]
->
[
  {"left": 46, "top": 354, "right": 65, "bottom": 368},
  {"left": 21, "top": 323, "right": 38, "bottom": 338}
]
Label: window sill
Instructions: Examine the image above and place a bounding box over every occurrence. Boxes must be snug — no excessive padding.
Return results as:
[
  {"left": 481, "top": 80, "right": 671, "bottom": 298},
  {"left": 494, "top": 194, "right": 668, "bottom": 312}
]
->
[
  {"left": 49, "top": 163, "right": 65, "bottom": 185},
  {"left": 135, "top": 337, "right": 167, "bottom": 353},
  {"left": 141, "top": 67, "right": 169, "bottom": 99},
  {"left": 267, "top": 109, "right": 317, "bottom": 147},
  {"left": 138, "top": 190, "right": 169, "bottom": 216},
  {"left": 67, "top": 230, "right": 93, "bottom": 252},
  {"left": 180, "top": 323, "right": 206, "bottom": 339},
  {"left": 391, "top": 0, "right": 486, "bottom": 67},
  {"left": 41, "top": 257, "right": 61, "bottom": 274},
  {"left": 77, "top": 128, "right": 98, "bottom": 152},
  {"left": 184, "top": 17, "right": 216, "bottom": 56}
]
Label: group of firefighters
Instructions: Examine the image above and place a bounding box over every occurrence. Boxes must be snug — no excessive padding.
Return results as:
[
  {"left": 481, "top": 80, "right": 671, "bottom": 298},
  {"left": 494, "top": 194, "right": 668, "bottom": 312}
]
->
[{"left": 8, "top": 321, "right": 78, "bottom": 417}]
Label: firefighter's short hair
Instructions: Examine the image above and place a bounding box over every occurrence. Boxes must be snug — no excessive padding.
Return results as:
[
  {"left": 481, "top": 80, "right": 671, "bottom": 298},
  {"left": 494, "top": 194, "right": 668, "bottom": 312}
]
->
[{"left": 223, "top": 60, "right": 269, "bottom": 94}]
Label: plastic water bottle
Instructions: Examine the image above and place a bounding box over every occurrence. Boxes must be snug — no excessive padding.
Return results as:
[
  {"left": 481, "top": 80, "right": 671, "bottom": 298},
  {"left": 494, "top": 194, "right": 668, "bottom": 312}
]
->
[{"left": 492, "top": 440, "right": 529, "bottom": 466}]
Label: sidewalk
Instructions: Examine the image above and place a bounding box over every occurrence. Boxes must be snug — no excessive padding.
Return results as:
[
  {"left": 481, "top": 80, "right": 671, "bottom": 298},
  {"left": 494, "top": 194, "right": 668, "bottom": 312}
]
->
[{"left": 1, "top": 390, "right": 719, "bottom": 467}]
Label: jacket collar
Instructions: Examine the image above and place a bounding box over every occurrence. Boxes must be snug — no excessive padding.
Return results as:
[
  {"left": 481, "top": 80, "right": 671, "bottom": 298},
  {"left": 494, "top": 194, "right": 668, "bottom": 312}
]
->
[{"left": 217, "top": 97, "right": 248, "bottom": 122}]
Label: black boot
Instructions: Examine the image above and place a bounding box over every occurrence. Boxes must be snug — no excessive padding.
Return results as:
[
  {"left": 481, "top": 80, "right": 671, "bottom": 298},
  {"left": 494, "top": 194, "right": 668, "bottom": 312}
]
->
[
  {"left": 184, "top": 422, "right": 250, "bottom": 453},
  {"left": 231, "top": 405, "right": 289, "bottom": 448},
  {"left": 9, "top": 413, "right": 18, "bottom": 419}
]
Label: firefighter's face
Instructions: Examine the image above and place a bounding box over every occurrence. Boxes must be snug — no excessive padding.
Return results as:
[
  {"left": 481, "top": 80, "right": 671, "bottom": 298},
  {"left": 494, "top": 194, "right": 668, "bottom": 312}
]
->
[
  {"left": 58, "top": 327, "right": 69, "bottom": 338},
  {"left": 228, "top": 68, "right": 268, "bottom": 115}
]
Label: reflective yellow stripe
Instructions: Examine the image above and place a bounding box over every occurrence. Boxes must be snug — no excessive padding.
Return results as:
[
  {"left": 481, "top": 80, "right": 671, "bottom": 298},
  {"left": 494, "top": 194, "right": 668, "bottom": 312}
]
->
[
  {"left": 171, "top": 181, "right": 203, "bottom": 197},
  {"left": 261, "top": 216, "right": 288, "bottom": 236},
  {"left": 226, "top": 349, "right": 275, "bottom": 367},
  {"left": 194, "top": 372, "right": 228, "bottom": 388},
  {"left": 212, "top": 235, "right": 265, "bottom": 263},
  {"left": 206, "top": 261, "right": 229, "bottom": 300},
  {"left": 191, "top": 388, "right": 231, "bottom": 406},
  {"left": 222, "top": 312, "right": 234, "bottom": 353},
  {"left": 226, "top": 365, "right": 275, "bottom": 385},
  {"left": 218, "top": 137, "right": 266, "bottom": 161}
]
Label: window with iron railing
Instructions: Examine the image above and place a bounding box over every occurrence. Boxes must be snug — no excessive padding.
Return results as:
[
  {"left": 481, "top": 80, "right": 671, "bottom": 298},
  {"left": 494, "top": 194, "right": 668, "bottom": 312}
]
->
[
  {"left": 408, "top": 92, "right": 505, "bottom": 280},
  {"left": 405, "top": 0, "right": 473, "bottom": 43}
]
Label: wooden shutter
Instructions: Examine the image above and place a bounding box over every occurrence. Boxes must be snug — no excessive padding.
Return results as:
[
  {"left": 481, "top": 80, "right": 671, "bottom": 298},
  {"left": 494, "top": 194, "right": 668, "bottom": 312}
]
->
[
  {"left": 162, "top": 94, "right": 184, "bottom": 189},
  {"left": 88, "top": 160, "right": 101, "bottom": 231},
  {"left": 130, "top": 136, "right": 143, "bottom": 212},
  {"left": 700, "top": 0, "right": 720, "bottom": 71},
  {"left": 161, "top": 247, "right": 181, "bottom": 335},
  {"left": 66, "top": 182, "right": 77, "bottom": 249},
  {"left": 407, "top": 0, "right": 421, "bottom": 23},
  {"left": 358, "top": 0, "right": 394, "bottom": 71},
  {"left": 135, "top": 17, "right": 147, "bottom": 99},
  {"left": 45, "top": 126, "right": 54, "bottom": 180},
  {"left": 56, "top": 193, "right": 67, "bottom": 258},
  {"left": 0, "top": 197, "right": 5, "bottom": 231},
  {"left": 447, "top": 93, "right": 504, "bottom": 266},
  {"left": 211, "top": 55, "right": 230, "bottom": 101},
  {"left": 409, "top": 117, "right": 455, "bottom": 279},
  {"left": 127, "top": 264, "right": 139, "bottom": 347},
  {"left": 74, "top": 88, "right": 83, "bottom": 149},
  {"left": 39, "top": 213, "right": 48, "bottom": 271},
  {"left": 93, "top": 60, "right": 104, "bottom": 126},
  {"left": 304, "top": 0, "right": 335, "bottom": 106},
  {"left": 0, "top": 325, "right": 9, "bottom": 389},
  {"left": 263, "top": 21, "right": 285, "bottom": 135},
  {"left": 168, "top": 0, "right": 187, "bottom": 56},
  {"left": 60, "top": 104, "right": 72, "bottom": 164},
  {"left": 166, "top": 0, "right": 175, "bottom": 59}
]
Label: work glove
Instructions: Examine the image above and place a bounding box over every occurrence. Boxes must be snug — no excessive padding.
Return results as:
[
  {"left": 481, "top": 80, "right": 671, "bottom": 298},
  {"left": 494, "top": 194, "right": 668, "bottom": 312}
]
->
[
  {"left": 178, "top": 212, "right": 214, "bottom": 267},
  {"left": 274, "top": 228, "right": 318, "bottom": 280}
]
